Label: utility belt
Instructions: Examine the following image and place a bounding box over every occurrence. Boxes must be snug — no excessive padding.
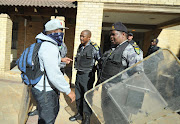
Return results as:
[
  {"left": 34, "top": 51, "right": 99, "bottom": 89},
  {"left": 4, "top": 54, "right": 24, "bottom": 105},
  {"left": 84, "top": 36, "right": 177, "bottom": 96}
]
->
[
  {"left": 76, "top": 66, "right": 97, "bottom": 75},
  {"left": 77, "top": 70, "right": 92, "bottom": 75},
  {"left": 77, "top": 71, "right": 91, "bottom": 75}
]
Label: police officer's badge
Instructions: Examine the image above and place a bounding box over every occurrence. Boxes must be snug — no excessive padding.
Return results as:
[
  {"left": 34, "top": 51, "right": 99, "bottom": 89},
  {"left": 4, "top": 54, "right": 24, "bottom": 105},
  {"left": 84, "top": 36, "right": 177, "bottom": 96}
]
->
[
  {"left": 112, "top": 25, "right": 115, "bottom": 30},
  {"left": 132, "top": 42, "right": 140, "bottom": 55},
  {"left": 91, "top": 42, "right": 99, "bottom": 51},
  {"left": 135, "top": 47, "right": 140, "bottom": 55}
]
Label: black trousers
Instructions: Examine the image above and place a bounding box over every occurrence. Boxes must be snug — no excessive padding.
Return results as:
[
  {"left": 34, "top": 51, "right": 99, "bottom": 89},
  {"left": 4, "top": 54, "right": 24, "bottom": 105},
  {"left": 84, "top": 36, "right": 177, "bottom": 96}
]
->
[
  {"left": 75, "top": 71, "right": 95, "bottom": 115},
  {"left": 31, "top": 87, "right": 60, "bottom": 124}
]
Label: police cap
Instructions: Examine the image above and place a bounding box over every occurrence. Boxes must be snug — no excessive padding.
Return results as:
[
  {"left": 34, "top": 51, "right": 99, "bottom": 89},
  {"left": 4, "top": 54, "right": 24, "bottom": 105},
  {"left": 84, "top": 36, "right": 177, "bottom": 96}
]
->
[
  {"left": 151, "top": 38, "right": 159, "bottom": 44},
  {"left": 128, "top": 32, "right": 133, "bottom": 36},
  {"left": 111, "top": 22, "right": 127, "bottom": 33}
]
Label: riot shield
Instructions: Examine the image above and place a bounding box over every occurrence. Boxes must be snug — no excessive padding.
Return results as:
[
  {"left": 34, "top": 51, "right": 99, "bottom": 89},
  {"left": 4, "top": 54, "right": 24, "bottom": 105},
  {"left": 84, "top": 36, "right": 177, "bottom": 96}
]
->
[{"left": 85, "top": 49, "right": 180, "bottom": 124}]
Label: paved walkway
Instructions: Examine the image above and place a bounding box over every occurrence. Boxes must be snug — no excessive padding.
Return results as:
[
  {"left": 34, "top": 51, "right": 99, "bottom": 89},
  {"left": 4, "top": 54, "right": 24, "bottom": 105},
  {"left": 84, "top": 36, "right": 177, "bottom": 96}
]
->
[
  {"left": 26, "top": 87, "right": 100, "bottom": 124},
  {"left": 0, "top": 67, "right": 100, "bottom": 124}
]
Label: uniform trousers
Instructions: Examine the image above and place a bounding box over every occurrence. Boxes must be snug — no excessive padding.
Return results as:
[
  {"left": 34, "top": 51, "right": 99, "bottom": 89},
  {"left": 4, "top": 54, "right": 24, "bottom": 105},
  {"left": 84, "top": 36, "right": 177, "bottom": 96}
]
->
[{"left": 75, "top": 71, "right": 95, "bottom": 115}]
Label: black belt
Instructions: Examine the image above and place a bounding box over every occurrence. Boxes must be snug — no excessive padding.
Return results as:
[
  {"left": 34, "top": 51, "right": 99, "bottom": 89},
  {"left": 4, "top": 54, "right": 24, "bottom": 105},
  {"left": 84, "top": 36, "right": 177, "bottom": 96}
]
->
[{"left": 77, "top": 71, "right": 91, "bottom": 75}]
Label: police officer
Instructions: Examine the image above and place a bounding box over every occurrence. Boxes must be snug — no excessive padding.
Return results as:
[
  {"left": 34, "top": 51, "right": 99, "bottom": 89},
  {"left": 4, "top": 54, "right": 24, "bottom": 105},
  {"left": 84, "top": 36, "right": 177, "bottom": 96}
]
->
[
  {"left": 128, "top": 32, "right": 143, "bottom": 61},
  {"left": 97, "top": 22, "right": 143, "bottom": 84},
  {"left": 145, "top": 38, "right": 160, "bottom": 57},
  {"left": 97, "top": 22, "right": 143, "bottom": 124},
  {"left": 59, "top": 41, "right": 68, "bottom": 74},
  {"left": 69, "top": 30, "right": 101, "bottom": 124},
  {"left": 128, "top": 32, "right": 135, "bottom": 44}
]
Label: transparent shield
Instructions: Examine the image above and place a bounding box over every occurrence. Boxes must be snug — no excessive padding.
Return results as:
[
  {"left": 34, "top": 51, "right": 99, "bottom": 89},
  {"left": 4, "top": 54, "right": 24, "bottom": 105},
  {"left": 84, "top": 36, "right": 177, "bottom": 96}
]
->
[{"left": 85, "top": 49, "right": 180, "bottom": 124}]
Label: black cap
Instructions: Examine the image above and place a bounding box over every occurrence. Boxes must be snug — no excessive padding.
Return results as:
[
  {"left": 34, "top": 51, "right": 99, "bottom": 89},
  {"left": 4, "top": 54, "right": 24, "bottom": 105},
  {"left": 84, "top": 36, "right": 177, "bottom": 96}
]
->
[
  {"left": 111, "top": 22, "right": 127, "bottom": 33},
  {"left": 128, "top": 32, "right": 133, "bottom": 36},
  {"left": 151, "top": 38, "right": 159, "bottom": 44}
]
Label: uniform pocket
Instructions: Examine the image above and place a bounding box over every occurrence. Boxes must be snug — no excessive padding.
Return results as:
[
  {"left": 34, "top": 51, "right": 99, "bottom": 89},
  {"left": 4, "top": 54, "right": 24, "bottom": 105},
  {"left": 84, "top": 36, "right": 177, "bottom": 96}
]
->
[{"left": 86, "top": 51, "right": 92, "bottom": 59}]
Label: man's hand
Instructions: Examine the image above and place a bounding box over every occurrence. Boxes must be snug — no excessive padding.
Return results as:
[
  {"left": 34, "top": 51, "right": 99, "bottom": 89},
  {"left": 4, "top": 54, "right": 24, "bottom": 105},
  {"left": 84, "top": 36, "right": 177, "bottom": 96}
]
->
[
  {"left": 61, "top": 57, "right": 73, "bottom": 64},
  {"left": 68, "top": 90, "right": 75, "bottom": 103}
]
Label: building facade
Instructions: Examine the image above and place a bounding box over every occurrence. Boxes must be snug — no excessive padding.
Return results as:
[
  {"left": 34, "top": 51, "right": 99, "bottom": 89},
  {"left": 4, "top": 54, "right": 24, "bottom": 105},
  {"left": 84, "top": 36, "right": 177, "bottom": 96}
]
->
[
  {"left": 0, "top": 0, "right": 77, "bottom": 80},
  {"left": 71, "top": 0, "right": 180, "bottom": 83},
  {"left": 0, "top": 0, "right": 180, "bottom": 83}
]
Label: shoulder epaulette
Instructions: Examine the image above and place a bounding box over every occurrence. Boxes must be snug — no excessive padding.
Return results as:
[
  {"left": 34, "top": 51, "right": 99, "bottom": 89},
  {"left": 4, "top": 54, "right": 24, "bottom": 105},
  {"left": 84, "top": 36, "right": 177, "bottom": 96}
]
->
[
  {"left": 90, "top": 41, "right": 99, "bottom": 51},
  {"left": 130, "top": 42, "right": 140, "bottom": 55}
]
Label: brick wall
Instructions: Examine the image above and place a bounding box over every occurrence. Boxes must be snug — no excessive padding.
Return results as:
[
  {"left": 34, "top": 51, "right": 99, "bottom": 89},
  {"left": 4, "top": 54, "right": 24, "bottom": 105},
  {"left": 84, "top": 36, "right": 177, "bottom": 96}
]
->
[
  {"left": 17, "top": 21, "right": 44, "bottom": 58},
  {"left": 71, "top": 1, "right": 104, "bottom": 84},
  {"left": 0, "top": 14, "right": 12, "bottom": 73},
  {"left": 17, "top": 19, "right": 76, "bottom": 59},
  {"left": 77, "top": 0, "right": 180, "bottom": 5}
]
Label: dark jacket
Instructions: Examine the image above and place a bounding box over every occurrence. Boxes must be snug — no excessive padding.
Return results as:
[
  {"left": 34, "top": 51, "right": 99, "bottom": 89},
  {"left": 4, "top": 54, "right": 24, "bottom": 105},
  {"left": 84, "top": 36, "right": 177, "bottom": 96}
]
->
[{"left": 146, "top": 45, "right": 160, "bottom": 57}]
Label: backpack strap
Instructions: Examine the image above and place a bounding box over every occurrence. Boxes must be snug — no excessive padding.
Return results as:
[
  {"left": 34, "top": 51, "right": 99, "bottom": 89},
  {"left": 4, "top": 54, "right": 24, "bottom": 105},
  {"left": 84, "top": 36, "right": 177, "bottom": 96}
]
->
[
  {"left": 43, "top": 70, "right": 47, "bottom": 103},
  {"left": 36, "top": 39, "right": 57, "bottom": 102},
  {"left": 37, "top": 38, "right": 48, "bottom": 102}
]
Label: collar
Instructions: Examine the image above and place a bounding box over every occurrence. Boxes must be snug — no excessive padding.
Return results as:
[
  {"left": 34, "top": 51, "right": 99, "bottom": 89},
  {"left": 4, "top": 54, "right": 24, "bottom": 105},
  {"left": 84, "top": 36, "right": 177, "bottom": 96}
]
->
[
  {"left": 81, "top": 40, "right": 91, "bottom": 48},
  {"left": 117, "top": 40, "right": 128, "bottom": 47},
  {"left": 129, "top": 40, "right": 134, "bottom": 44},
  {"left": 111, "top": 40, "right": 128, "bottom": 51},
  {"left": 85, "top": 40, "right": 91, "bottom": 46}
]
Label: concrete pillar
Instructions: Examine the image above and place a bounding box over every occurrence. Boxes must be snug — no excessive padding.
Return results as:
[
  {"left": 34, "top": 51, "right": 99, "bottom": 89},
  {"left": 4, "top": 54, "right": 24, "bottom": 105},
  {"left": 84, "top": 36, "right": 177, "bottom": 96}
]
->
[
  {"left": 71, "top": 2, "right": 104, "bottom": 84},
  {"left": 0, "top": 14, "right": 13, "bottom": 73}
]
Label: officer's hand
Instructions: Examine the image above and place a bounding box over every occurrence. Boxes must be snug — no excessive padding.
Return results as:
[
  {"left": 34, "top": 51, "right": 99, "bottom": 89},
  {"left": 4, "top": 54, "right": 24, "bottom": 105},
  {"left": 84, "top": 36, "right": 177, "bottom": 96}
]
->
[
  {"left": 68, "top": 90, "right": 75, "bottom": 103},
  {"left": 61, "top": 57, "right": 73, "bottom": 64}
]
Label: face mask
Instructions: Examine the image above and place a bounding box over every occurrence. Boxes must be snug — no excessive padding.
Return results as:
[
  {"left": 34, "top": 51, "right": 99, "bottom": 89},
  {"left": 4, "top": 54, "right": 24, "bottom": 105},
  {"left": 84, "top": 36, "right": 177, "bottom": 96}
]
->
[{"left": 47, "top": 32, "right": 64, "bottom": 46}]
